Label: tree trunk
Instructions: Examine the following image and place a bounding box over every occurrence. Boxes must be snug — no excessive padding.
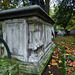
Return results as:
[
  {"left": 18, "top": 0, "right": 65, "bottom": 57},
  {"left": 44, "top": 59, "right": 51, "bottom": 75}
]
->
[
  {"left": 46, "top": 0, "right": 49, "bottom": 15},
  {"left": 63, "top": 25, "right": 68, "bottom": 36}
]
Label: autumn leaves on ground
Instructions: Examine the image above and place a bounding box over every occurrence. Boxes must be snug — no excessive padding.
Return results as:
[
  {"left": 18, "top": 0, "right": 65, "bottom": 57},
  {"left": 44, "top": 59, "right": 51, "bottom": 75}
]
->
[{"left": 43, "top": 35, "right": 75, "bottom": 75}]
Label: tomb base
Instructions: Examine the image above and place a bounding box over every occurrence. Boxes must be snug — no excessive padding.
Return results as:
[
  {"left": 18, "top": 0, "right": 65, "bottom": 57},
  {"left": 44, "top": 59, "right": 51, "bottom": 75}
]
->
[{"left": 18, "top": 42, "right": 55, "bottom": 75}]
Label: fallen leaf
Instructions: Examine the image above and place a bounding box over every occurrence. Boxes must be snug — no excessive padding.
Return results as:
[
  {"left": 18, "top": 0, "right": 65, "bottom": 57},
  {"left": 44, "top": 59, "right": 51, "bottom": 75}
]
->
[
  {"left": 72, "top": 60, "right": 75, "bottom": 65},
  {"left": 58, "top": 60, "right": 62, "bottom": 63},
  {"left": 71, "top": 67, "right": 74, "bottom": 71},
  {"left": 73, "top": 64, "right": 75, "bottom": 67},
  {"left": 21, "top": 73, "right": 23, "bottom": 75},
  {"left": 71, "top": 67, "right": 74, "bottom": 70},
  {"left": 66, "top": 54, "right": 70, "bottom": 55},
  {"left": 53, "top": 51, "right": 56, "bottom": 54},
  {"left": 70, "top": 62, "right": 73, "bottom": 67},
  {"left": 51, "top": 63, "right": 58, "bottom": 66},
  {"left": 58, "top": 67, "right": 63, "bottom": 69},
  {"left": 52, "top": 59, "right": 56, "bottom": 63},
  {"left": 48, "top": 65, "right": 51, "bottom": 67},
  {"left": 68, "top": 69, "right": 71, "bottom": 73},
  {"left": 66, "top": 64, "right": 70, "bottom": 66},
  {"left": 48, "top": 71, "right": 51, "bottom": 73},
  {"left": 48, "top": 65, "right": 51, "bottom": 69}
]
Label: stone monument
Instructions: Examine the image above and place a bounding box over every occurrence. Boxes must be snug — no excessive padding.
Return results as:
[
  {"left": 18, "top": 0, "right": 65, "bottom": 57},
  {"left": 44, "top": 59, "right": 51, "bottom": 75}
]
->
[{"left": 0, "top": 5, "right": 55, "bottom": 75}]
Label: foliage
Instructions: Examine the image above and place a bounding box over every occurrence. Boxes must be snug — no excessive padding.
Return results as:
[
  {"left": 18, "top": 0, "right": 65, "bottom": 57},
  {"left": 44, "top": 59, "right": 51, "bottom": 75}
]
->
[
  {"left": 0, "top": 0, "right": 18, "bottom": 10},
  {"left": 0, "top": 57, "right": 19, "bottom": 75},
  {"left": 49, "top": 8, "right": 54, "bottom": 18},
  {"left": 66, "top": 16, "right": 75, "bottom": 29},
  {"left": 0, "top": 0, "right": 29, "bottom": 10},
  {"left": 53, "top": 0, "right": 75, "bottom": 29}
]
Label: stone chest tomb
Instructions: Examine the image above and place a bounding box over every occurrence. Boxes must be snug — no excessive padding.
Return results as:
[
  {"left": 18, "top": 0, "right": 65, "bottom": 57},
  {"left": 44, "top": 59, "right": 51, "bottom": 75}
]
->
[{"left": 0, "top": 5, "right": 55, "bottom": 75}]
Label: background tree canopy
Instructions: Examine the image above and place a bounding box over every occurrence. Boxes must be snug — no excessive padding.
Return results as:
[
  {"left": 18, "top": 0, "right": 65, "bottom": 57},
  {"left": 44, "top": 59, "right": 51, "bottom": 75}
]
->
[
  {"left": 0, "top": 0, "right": 49, "bottom": 14},
  {"left": 0, "top": 0, "right": 29, "bottom": 10},
  {"left": 0, "top": 0, "right": 75, "bottom": 29},
  {"left": 52, "top": 0, "right": 75, "bottom": 29}
]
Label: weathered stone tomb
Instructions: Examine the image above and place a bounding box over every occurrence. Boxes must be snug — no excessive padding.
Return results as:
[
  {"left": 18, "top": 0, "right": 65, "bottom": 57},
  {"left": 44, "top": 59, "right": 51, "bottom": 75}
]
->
[{"left": 0, "top": 5, "right": 55, "bottom": 75}]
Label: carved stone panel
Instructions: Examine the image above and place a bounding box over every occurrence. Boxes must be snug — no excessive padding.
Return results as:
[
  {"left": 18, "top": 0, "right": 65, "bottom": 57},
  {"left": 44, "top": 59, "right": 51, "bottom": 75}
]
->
[
  {"left": 3, "top": 19, "right": 28, "bottom": 61},
  {"left": 44, "top": 25, "right": 52, "bottom": 49}
]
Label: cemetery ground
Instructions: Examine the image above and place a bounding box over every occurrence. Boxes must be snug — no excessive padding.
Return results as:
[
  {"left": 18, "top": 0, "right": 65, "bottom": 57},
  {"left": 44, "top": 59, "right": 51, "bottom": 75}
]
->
[
  {"left": 0, "top": 35, "right": 75, "bottom": 75},
  {"left": 43, "top": 35, "right": 75, "bottom": 75}
]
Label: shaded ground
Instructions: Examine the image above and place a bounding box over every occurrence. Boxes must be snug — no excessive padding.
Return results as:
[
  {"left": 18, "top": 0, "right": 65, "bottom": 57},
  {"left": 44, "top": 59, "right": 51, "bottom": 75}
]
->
[{"left": 43, "top": 35, "right": 75, "bottom": 75}]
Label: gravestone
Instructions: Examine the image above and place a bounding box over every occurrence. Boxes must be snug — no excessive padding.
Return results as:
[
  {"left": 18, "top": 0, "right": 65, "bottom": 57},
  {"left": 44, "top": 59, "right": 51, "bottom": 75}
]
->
[
  {"left": 56, "top": 29, "right": 66, "bottom": 36},
  {"left": 70, "top": 29, "right": 75, "bottom": 35},
  {"left": 51, "top": 26, "right": 55, "bottom": 40},
  {"left": 0, "top": 5, "right": 55, "bottom": 75}
]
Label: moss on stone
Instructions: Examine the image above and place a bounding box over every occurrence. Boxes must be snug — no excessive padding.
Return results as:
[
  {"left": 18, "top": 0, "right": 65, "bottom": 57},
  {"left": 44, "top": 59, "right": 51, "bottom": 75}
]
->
[
  {"left": 0, "top": 57, "right": 19, "bottom": 75},
  {"left": 39, "top": 46, "right": 56, "bottom": 74}
]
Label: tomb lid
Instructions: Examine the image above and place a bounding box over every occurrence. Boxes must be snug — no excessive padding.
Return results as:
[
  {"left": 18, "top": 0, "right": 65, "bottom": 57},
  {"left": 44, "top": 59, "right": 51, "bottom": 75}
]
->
[{"left": 0, "top": 5, "right": 55, "bottom": 24}]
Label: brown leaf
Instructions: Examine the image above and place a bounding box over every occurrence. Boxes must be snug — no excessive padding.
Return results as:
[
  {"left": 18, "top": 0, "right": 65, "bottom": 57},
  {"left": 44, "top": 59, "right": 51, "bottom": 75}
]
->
[
  {"left": 51, "top": 63, "right": 58, "bottom": 66},
  {"left": 52, "top": 59, "right": 56, "bottom": 63}
]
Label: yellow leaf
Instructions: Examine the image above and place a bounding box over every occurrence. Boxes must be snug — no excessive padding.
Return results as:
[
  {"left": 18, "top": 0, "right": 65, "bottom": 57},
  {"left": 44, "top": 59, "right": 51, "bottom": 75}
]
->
[
  {"left": 71, "top": 67, "right": 74, "bottom": 70},
  {"left": 52, "top": 63, "right": 58, "bottom": 66},
  {"left": 48, "top": 65, "right": 51, "bottom": 69},
  {"left": 48, "top": 71, "right": 51, "bottom": 73},
  {"left": 59, "top": 60, "right": 62, "bottom": 63},
  {"left": 48, "top": 65, "right": 51, "bottom": 67},
  {"left": 65, "top": 54, "right": 69, "bottom": 55},
  {"left": 66, "top": 50, "right": 71, "bottom": 53},
  {"left": 68, "top": 70, "right": 71, "bottom": 73}
]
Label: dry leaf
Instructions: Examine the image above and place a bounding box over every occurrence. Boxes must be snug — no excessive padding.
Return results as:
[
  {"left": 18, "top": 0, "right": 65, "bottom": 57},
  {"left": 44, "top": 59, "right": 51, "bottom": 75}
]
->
[
  {"left": 58, "top": 60, "right": 62, "bottom": 63},
  {"left": 52, "top": 59, "right": 56, "bottom": 63},
  {"left": 73, "top": 64, "right": 75, "bottom": 67},
  {"left": 70, "top": 62, "right": 73, "bottom": 67},
  {"left": 48, "top": 71, "right": 51, "bottom": 73},
  {"left": 66, "top": 64, "right": 70, "bottom": 66},
  {"left": 53, "top": 51, "right": 56, "bottom": 54},
  {"left": 72, "top": 60, "right": 75, "bottom": 65},
  {"left": 66, "top": 54, "right": 70, "bottom": 55},
  {"left": 48, "top": 65, "right": 51, "bottom": 69},
  {"left": 51, "top": 63, "right": 58, "bottom": 66},
  {"left": 21, "top": 73, "right": 23, "bottom": 75},
  {"left": 48, "top": 65, "right": 51, "bottom": 67},
  {"left": 58, "top": 67, "right": 63, "bottom": 69},
  {"left": 68, "top": 69, "right": 71, "bottom": 73},
  {"left": 71, "top": 67, "right": 74, "bottom": 70}
]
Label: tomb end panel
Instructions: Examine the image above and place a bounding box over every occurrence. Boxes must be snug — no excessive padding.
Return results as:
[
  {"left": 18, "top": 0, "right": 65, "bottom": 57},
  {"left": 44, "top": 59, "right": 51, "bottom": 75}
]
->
[{"left": 2, "top": 19, "right": 28, "bottom": 61}]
